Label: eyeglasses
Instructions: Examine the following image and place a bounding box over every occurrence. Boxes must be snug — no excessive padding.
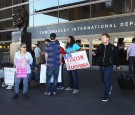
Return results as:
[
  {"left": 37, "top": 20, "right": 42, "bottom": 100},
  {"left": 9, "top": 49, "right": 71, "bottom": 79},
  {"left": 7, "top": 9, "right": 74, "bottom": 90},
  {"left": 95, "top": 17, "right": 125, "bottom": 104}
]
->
[{"left": 22, "top": 47, "right": 26, "bottom": 48}]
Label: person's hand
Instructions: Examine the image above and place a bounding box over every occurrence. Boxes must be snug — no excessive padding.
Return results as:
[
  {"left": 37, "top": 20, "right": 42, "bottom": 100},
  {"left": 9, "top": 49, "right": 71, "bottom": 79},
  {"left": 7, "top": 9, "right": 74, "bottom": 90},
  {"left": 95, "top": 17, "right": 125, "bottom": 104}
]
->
[
  {"left": 92, "top": 51, "right": 96, "bottom": 56},
  {"left": 25, "top": 59, "right": 29, "bottom": 63}
]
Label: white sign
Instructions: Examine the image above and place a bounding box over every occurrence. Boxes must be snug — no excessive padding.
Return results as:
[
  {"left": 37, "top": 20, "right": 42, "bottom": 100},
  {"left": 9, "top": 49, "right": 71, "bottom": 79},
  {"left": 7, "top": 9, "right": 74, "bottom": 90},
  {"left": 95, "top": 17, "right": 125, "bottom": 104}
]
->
[
  {"left": 40, "top": 65, "right": 62, "bottom": 83},
  {"left": 64, "top": 51, "right": 90, "bottom": 71},
  {"left": 4, "top": 67, "right": 16, "bottom": 86}
]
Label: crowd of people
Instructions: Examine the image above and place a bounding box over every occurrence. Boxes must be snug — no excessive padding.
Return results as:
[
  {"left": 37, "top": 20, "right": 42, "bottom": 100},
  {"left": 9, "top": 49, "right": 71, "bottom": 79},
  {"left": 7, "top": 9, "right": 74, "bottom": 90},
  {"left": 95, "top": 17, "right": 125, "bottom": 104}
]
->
[{"left": 0, "top": 33, "right": 135, "bottom": 102}]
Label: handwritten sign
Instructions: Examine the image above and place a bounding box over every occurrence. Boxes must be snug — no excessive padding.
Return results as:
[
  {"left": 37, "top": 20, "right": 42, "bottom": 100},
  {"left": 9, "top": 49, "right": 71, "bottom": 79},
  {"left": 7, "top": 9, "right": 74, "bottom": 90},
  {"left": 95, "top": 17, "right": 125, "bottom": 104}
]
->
[
  {"left": 16, "top": 59, "right": 27, "bottom": 78},
  {"left": 4, "top": 68, "right": 16, "bottom": 86},
  {"left": 64, "top": 51, "right": 90, "bottom": 71},
  {"left": 40, "top": 65, "right": 62, "bottom": 83}
]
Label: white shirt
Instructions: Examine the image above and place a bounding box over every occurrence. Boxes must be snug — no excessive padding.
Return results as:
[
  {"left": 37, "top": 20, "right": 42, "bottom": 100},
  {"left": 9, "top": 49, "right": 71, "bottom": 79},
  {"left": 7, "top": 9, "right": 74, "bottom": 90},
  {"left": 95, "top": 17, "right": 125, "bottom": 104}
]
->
[
  {"left": 34, "top": 47, "right": 41, "bottom": 57},
  {"left": 14, "top": 51, "right": 33, "bottom": 74},
  {"left": 127, "top": 44, "right": 135, "bottom": 56}
]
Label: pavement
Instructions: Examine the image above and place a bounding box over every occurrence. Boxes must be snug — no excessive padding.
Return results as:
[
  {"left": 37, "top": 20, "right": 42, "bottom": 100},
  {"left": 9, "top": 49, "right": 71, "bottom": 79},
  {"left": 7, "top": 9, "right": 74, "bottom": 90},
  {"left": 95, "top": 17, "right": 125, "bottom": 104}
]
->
[{"left": 0, "top": 69, "right": 135, "bottom": 115}]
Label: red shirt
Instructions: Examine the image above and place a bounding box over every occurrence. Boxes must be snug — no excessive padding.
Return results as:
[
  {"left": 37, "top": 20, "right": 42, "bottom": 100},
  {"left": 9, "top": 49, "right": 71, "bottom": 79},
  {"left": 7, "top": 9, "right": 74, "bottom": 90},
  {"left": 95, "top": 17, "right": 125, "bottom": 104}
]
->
[{"left": 60, "top": 47, "right": 65, "bottom": 64}]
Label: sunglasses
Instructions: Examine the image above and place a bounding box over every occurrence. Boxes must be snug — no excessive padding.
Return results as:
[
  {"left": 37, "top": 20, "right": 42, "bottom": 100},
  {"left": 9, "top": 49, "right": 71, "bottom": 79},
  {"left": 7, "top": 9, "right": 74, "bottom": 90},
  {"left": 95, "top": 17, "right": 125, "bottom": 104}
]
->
[{"left": 22, "top": 47, "right": 26, "bottom": 48}]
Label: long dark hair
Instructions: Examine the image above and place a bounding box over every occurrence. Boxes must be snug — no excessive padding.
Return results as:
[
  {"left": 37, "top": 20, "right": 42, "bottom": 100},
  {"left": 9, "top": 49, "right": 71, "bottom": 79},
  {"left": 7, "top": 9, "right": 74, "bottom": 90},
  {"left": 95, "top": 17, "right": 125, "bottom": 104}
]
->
[{"left": 66, "top": 36, "right": 76, "bottom": 48}]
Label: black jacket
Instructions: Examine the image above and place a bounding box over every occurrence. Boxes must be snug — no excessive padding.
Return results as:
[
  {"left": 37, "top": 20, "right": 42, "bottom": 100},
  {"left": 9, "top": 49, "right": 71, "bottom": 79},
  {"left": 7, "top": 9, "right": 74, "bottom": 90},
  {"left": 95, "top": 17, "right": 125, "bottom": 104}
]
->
[{"left": 96, "top": 43, "right": 119, "bottom": 67}]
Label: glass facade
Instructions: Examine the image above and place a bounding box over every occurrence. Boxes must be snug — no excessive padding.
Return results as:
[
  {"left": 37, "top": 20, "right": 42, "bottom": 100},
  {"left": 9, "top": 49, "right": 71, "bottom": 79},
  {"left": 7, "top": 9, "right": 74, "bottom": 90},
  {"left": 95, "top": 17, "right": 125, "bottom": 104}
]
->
[{"left": 0, "top": 0, "right": 134, "bottom": 41}]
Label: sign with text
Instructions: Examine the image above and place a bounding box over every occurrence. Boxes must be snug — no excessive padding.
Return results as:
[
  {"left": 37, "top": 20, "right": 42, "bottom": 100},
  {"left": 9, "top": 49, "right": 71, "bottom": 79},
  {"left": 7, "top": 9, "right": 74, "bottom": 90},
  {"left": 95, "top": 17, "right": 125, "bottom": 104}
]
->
[
  {"left": 64, "top": 51, "right": 90, "bottom": 71},
  {"left": 40, "top": 65, "right": 62, "bottom": 83},
  {"left": 28, "top": 15, "right": 135, "bottom": 38},
  {"left": 4, "top": 68, "right": 16, "bottom": 86},
  {"left": 16, "top": 59, "right": 27, "bottom": 78}
]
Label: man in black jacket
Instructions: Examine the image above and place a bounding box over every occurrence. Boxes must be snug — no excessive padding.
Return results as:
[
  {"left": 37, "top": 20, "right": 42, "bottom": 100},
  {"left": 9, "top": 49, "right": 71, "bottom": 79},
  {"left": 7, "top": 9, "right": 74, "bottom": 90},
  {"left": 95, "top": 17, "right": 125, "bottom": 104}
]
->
[{"left": 93, "top": 33, "right": 120, "bottom": 102}]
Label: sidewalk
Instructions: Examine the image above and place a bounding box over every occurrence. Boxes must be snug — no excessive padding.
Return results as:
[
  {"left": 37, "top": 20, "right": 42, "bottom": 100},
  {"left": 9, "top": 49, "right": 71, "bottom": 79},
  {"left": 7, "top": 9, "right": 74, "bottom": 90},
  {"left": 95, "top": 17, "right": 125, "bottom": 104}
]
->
[{"left": 0, "top": 69, "right": 135, "bottom": 115}]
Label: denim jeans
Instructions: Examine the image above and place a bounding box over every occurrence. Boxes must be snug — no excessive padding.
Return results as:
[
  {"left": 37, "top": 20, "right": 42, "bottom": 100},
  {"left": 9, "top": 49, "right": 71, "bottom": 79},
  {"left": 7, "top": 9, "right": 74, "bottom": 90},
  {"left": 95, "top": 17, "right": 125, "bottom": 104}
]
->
[
  {"left": 46, "top": 66, "right": 59, "bottom": 93},
  {"left": 128, "top": 57, "right": 135, "bottom": 74},
  {"left": 68, "top": 70, "right": 78, "bottom": 90},
  {"left": 15, "top": 74, "right": 30, "bottom": 94},
  {"left": 29, "top": 71, "right": 39, "bottom": 82},
  {"left": 100, "top": 66, "right": 113, "bottom": 96}
]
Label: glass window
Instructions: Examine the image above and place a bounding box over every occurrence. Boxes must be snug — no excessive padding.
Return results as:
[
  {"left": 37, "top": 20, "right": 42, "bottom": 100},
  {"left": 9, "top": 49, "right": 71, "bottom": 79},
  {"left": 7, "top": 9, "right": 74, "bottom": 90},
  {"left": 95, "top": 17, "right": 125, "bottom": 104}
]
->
[
  {"left": 59, "top": 0, "right": 90, "bottom": 23},
  {"left": 29, "top": 0, "right": 59, "bottom": 26},
  {"left": 4, "top": 0, "right": 12, "bottom": 7},
  {"left": 34, "top": 0, "right": 58, "bottom": 11},
  {"left": 59, "top": 5, "right": 90, "bottom": 22},
  {"left": 59, "top": 0, "right": 88, "bottom": 5},
  {"left": 29, "top": 15, "right": 34, "bottom": 27},
  {"left": 0, "top": 20, "right": 12, "bottom": 31},
  {"left": 0, "top": 31, "right": 11, "bottom": 42},
  {"left": 13, "top": 0, "right": 29, "bottom": 5},
  {"left": 0, "top": 21, "right": 5, "bottom": 30},
  {"left": 4, "top": 9, "right": 12, "bottom": 18},
  {"left": 5, "top": 20, "right": 13, "bottom": 29},
  {"left": 91, "top": 0, "right": 131, "bottom": 18},
  {"left": 32, "top": 13, "right": 58, "bottom": 26},
  {"left": 0, "top": 10, "right": 4, "bottom": 19}
]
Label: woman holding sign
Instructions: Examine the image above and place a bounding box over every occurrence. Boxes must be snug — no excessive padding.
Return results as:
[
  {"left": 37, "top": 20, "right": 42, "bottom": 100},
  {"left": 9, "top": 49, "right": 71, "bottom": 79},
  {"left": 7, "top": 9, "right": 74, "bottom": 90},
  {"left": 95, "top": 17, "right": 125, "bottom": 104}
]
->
[
  {"left": 13, "top": 43, "right": 33, "bottom": 99},
  {"left": 65, "top": 36, "right": 81, "bottom": 94}
]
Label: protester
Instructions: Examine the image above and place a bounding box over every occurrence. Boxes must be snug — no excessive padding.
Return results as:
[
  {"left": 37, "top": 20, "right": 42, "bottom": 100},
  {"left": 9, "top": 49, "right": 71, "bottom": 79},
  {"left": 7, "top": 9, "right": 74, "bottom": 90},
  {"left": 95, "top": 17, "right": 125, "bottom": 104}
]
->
[
  {"left": 93, "top": 33, "right": 120, "bottom": 102},
  {"left": 56, "top": 40, "right": 66, "bottom": 90},
  {"left": 44, "top": 33, "right": 61, "bottom": 96},
  {"left": 127, "top": 38, "right": 135, "bottom": 75},
  {"left": 13, "top": 43, "right": 33, "bottom": 99},
  {"left": 65, "top": 36, "right": 81, "bottom": 94},
  {"left": 34, "top": 44, "right": 41, "bottom": 65}
]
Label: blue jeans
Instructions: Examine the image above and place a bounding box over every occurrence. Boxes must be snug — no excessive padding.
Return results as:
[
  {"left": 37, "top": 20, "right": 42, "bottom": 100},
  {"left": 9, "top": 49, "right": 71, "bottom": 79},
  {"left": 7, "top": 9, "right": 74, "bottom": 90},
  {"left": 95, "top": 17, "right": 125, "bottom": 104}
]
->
[
  {"left": 15, "top": 74, "right": 30, "bottom": 94},
  {"left": 46, "top": 66, "right": 59, "bottom": 93},
  {"left": 100, "top": 66, "right": 113, "bottom": 96},
  {"left": 128, "top": 57, "right": 135, "bottom": 74},
  {"left": 68, "top": 70, "right": 78, "bottom": 89},
  {"left": 29, "top": 71, "right": 39, "bottom": 82}
]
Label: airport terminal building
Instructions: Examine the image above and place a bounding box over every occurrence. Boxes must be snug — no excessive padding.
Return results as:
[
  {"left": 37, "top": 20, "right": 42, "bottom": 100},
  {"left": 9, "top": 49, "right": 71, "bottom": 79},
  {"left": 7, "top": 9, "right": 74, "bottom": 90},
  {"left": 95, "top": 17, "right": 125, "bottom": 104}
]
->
[{"left": 0, "top": 0, "right": 135, "bottom": 68}]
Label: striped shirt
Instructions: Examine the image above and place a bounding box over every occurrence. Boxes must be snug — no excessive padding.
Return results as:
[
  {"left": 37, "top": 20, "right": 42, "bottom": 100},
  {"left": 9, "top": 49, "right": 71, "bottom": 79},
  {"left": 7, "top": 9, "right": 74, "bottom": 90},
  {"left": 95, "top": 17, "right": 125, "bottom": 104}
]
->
[{"left": 45, "top": 41, "right": 60, "bottom": 67}]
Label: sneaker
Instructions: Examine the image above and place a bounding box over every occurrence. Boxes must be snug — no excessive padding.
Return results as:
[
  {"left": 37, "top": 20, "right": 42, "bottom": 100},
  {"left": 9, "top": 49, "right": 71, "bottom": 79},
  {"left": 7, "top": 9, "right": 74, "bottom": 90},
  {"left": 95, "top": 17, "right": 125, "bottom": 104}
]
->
[
  {"left": 6, "top": 85, "right": 13, "bottom": 90},
  {"left": 65, "top": 87, "right": 73, "bottom": 91},
  {"left": 57, "top": 86, "right": 64, "bottom": 90},
  {"left": 109, "top": 86, "right": 112, "bottom": 95},
  {"left": 102, "top": 96, "right": 108, "bottom": 102},
  {"left": 72, "top": 89, "right": 79, "bottom": 94},
  {"left": 44, "top": 92, "right": 51, "bottom": 96},
  {"left": 13, "top": 93, "right": 19, "bottom": 99},
  {"left": 52, "top": 92, "right": 57, "bottom": 96}
]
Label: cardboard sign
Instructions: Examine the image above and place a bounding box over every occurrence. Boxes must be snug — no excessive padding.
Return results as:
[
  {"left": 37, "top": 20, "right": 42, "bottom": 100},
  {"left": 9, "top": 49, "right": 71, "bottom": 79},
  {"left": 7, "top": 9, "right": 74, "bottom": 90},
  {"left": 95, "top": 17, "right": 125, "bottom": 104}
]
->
[
  {"left": 64, "top": 51, "right": 90, "bottom": 71},
  {"left": 16, "top": 59, "right": 27, "bottom": 78},
  {"left": 4, "top": 67, "right": 16, "bottom": 86},
  {"left": 40, "top": 65, "right": 62, "bottom": 83}
]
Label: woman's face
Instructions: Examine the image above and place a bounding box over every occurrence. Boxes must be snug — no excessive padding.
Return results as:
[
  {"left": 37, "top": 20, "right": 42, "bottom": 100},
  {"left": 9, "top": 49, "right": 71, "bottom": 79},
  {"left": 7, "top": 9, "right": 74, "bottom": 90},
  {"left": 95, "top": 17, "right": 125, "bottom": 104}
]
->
[
  {"left": 67, "top": 37, "right": 71, "bottom": 44},
  {"left": 20, "top": 45, "right": 26, "bottom": 52}
]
